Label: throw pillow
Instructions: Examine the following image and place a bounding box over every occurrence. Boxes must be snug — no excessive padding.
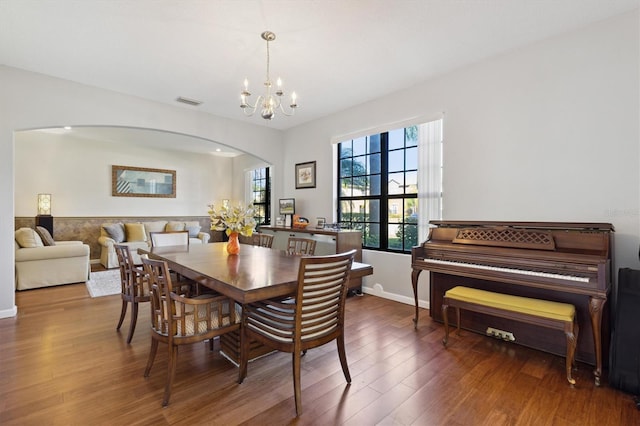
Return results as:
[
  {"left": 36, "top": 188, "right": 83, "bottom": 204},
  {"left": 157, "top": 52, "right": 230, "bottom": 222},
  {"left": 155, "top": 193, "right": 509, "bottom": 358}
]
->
[
  {"left": 166, "top": 221, "right": 186, "bottom": 232},
  {"left": 186, "top": 225, "right": 201, "bottom": 238},
  {"left": 35, "top": 226, "right": 56, "bottom": 246},
  {"left": 15, "top": 227, "right": 44, "bottom": 248},
  {"left": 103, "top": 223, "right": 125, "bottom": 243},
  {"left": 125, "top": 223, "right": 147, "bottom": 242}
]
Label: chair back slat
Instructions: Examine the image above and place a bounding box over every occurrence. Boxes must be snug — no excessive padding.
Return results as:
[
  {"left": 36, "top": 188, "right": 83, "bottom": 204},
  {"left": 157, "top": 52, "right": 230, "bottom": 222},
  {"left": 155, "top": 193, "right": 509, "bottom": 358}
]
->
[
  {"left": 150, "top": 231, "right": 189, "bottom": 247},
  {"left": 252, "top": 233, "right": 274, "bottom": 248},
  {"left": 296, "top": 250, "right": 355, "bottom": 341},
  {"left": 287, "top": 237, "right": 317, "bottom": 255}
]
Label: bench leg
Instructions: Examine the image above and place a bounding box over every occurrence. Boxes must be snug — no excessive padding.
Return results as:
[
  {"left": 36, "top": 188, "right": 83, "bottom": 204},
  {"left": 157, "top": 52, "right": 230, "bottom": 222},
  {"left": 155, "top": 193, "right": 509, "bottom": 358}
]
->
[
  {"left": 442, "top": 302, "right": 450, "bottom": 346},
  {"left": 442, "top": 302, "right": 462, "bottom": 347},
  {"left": 565, "top": 318, "right": 578, "bottom": 385}
]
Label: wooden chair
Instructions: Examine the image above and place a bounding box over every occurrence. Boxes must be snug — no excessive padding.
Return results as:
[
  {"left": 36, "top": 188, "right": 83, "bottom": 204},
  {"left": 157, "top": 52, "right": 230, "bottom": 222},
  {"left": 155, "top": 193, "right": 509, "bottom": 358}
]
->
[
  {"left": 286, "top": 237, "right": 316, "bottom": 255},
  {"left": 149, "top": 231, "right": 189, "bottom": 247},
  {"left": 114, "top": 244, "right": 151, "bottom": 344},
  {"left": 252, "top": 232, "right": 274, "bottom": 248},
  {"left": 142, "top": 257, "right": 241, "bottom": 406},
  {"left": 238, "top": 250, "right": 356, "bottom": 416}
]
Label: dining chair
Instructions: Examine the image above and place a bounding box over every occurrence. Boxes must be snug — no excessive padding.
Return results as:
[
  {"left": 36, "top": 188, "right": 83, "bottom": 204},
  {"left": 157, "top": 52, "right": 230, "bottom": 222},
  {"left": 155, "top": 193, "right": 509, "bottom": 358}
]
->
[
  {"left": 251, "top": 232, "right": 274, "bottom": 248},
  {"left": 238, "top": 249, "right": 356, "bottom": 416},
  {"left": 286, "top": 237, "right": 316, "bottom": 255},
  {"left": 142, "top": 257, "right": 241, "bottom": 406},
  {"left": 114, "top": 244, "right": 151, "bottom": 344},
  {"left": 150, "top": 230, "right": 189, "bottom": 247}
]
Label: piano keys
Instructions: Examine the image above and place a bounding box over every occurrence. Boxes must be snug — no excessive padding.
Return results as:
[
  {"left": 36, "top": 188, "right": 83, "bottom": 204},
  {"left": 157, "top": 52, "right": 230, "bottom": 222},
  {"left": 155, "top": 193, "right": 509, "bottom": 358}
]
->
[{"left": 411, "top": 221, "right": 614, "bottom": 385}]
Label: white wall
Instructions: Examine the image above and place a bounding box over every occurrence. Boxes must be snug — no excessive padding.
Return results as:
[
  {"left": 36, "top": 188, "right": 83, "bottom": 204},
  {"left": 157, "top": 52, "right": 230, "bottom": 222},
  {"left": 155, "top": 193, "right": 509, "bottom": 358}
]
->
[
  {"left": 0, "top": 65, "right": 285, "bottom": 318},
  {"left": 283, "top": 10, "right": 640, "bottom": 304},
  {"left": 15, "top": 131, "right": 234, "bottom": 217}
]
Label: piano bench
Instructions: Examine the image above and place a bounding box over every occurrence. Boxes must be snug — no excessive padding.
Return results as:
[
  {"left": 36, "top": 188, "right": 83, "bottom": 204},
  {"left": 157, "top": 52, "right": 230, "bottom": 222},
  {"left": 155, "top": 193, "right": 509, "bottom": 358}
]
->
[{"left": 442, "top": 286, "right": 578, "bottom": 385}]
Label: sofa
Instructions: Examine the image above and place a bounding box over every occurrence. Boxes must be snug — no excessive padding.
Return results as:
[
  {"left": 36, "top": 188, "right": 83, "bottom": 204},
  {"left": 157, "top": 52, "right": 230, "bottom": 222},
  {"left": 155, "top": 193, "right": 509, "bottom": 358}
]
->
[
  {"left": 15, "top": 227, "right": 91, "bottom": 290},
  {"left": 98, "top": 220, "right": 210, "bottom": 268}
]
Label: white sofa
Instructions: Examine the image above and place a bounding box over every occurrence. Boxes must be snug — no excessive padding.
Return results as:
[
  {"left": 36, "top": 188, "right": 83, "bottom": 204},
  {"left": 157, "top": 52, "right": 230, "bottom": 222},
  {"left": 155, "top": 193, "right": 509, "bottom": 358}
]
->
[
  {"left": 98, "top": 220, "right": 210, "bottom": 268},
  {"left": 15, "top": 227, "right": 90, "bottom": 290}
]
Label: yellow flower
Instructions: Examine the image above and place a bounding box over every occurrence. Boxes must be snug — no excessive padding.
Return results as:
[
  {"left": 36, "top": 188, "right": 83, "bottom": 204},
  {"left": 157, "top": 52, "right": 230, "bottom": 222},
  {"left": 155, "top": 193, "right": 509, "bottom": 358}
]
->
[{"left": 208, "top": 202, "right": 257, "bottom": 237}]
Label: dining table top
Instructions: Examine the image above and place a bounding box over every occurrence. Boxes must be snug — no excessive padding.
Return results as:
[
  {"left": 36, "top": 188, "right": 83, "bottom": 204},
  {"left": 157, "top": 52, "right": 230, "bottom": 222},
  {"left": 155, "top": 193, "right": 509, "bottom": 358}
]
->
[{"left": 140, "top": 242, "right": 373, "bottom": 303}]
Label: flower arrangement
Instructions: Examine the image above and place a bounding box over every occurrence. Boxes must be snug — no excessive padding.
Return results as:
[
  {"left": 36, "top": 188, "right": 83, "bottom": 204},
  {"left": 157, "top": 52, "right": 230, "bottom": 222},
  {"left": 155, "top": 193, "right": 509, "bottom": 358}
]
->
[{"left": 208, "top": 202, "right": 256, "bottom": 237}]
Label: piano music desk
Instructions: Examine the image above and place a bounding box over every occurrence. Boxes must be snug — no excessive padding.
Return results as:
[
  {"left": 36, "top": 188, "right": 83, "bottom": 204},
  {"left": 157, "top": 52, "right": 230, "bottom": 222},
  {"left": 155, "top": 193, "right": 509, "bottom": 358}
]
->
[{"left": 442, "top": 286, "right": 578, "bottom": 385}]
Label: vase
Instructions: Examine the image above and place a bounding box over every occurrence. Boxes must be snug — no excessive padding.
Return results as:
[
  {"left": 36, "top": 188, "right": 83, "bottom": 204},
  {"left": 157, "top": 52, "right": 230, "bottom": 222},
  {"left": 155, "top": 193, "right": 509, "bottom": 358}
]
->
[{"left": 227, "top": 232, "right": 240, "bottom": 255}]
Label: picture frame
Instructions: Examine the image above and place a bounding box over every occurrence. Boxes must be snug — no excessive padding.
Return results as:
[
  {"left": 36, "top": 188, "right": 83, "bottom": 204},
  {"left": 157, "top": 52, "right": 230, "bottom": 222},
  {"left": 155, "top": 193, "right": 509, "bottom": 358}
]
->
[
  {"left": 295, "top": 161, "right": 316, "bottom": 189},
  {"left": 316, "top": 217, "right": 326, "bottom": 229},
  {"left": 112, "top": 165, "right": 176, "bottom": 198},
  {"left": 279, "top": 198, "right": 295, "bottom": 215}
]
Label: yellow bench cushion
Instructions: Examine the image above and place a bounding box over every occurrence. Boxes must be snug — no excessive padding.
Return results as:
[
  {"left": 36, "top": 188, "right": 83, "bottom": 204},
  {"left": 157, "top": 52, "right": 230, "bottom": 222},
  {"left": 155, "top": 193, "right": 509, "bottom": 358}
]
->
[{"left": 445, "top": 286, "right": 575, "bottom": 322}]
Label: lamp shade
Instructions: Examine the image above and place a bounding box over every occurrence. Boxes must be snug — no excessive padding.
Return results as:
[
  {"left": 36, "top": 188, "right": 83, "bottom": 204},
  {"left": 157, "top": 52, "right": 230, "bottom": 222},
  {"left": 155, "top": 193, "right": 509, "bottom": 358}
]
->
[{"left": 37, "top": 193, "right": 51, "bottom": 215}]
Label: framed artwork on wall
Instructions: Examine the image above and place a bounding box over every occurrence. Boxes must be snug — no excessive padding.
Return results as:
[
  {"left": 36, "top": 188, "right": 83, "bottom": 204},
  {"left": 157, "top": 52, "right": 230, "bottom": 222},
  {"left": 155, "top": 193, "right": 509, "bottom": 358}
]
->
[
  {"left": 295, "top": 161, "right": 316, "bottom": 189},
  {"left": 279, "top": 198, "right": 295, "bottom": 215},
  {"left": 112, "top": 165, "right": 176, "bottom": 198}
]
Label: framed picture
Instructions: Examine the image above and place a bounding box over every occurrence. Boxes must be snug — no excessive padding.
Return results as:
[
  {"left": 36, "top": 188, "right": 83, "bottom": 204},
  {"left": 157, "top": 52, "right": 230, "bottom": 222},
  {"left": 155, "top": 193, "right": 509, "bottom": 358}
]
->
[
  {"left": 295, "top": 161, "right": 316, "bottom": 189},
  {"left": 112, "top": 165, "right": 176, "bottom": 198},
  {"left": 279, "top": 198, "right": 295, "bottom": 215},
  {"left": 316, "top": 217, "right": 326, "bottom": 229}
]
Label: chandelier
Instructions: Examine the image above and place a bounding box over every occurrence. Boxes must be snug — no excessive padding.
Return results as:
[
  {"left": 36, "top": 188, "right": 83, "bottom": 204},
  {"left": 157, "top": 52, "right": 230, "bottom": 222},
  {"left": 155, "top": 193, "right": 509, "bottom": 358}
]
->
[{"left": 240, "top": 31, "right": 298, "bottom": 120}]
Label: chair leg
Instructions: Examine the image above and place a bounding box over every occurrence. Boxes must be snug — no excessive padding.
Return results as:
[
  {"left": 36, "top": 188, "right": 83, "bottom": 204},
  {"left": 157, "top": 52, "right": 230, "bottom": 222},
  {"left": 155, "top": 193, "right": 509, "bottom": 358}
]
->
[
  {"left": 336, "top": 335, "right": 351, "bottom": 383},
  {"left": 238, "top": 324, "right": 249, "bottom": 384},
  {"left": 126, "top": 302, "right": 139, "bottom": 344},
  {"left": 163, "top": 345, "right": 178, "bottom": 407},
  {"left": 292, "top": 350, "right": 302, "bottom": 416},
  {"left": 116, "top": 300, "right": 128, "bottom": 330},
  {"left": 144, "top": 338, "right": 159, "bottom": 377}
]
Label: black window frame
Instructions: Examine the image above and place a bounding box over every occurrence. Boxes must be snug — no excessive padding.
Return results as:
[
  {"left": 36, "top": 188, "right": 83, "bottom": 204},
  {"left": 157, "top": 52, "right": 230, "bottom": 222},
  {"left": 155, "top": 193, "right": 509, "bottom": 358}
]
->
[
  {"left": 250, "top": 167, "right": 270, "bottom": 225},
  {"left": 337, "top": 126, "right": 418, "bottom": 253}
]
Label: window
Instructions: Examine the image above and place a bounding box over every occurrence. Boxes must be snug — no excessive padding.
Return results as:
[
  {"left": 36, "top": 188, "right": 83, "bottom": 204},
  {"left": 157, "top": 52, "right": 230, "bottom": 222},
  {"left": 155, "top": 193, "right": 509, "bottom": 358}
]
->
[
  {"left": 337, "top": 120, "right": 442, "bottom": 253},
  {"left": 249, "top": 167, "right": 270, "bottom": 225}
]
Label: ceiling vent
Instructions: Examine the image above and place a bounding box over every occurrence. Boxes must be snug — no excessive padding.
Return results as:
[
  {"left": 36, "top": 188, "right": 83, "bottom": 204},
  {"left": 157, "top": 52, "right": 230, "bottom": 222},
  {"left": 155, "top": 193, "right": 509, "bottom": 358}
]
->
[{"left": 176, "top": 96, "right": 203, "bottom": 106}]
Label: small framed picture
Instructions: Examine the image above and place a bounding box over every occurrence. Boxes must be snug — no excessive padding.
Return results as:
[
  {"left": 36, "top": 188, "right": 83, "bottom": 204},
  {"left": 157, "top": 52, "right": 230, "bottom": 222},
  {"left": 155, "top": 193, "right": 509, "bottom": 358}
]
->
[
  {"left": 279, "top": 198, "right": 295, "bottom": 215},
  {"left": 295, "top": 161, "right": 316, "bottom": 189},
  {"left": 316, "top": 217, "right": 326, "bottom": 229}
]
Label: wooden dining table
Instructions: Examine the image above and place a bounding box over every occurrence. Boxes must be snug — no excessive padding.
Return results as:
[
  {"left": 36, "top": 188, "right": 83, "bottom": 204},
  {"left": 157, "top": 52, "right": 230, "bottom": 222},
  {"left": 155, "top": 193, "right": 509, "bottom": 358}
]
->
[{"left": 139, "top": 242, "right": 373, "bottom": 363}]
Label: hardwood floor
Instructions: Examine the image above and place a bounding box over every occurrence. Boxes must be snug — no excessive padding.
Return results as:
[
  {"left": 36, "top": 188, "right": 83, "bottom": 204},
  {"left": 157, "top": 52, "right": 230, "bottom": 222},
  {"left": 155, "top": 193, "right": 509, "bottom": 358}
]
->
[{"left": 1, "top": 283, "right": 638, "bottom": 425}]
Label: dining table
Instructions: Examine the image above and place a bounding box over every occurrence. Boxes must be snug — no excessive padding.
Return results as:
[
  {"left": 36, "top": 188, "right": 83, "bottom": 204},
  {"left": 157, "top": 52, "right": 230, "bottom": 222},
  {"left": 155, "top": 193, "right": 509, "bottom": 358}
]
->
[{"left": 139, "top": 242, "right": 373, "bottom": 363}]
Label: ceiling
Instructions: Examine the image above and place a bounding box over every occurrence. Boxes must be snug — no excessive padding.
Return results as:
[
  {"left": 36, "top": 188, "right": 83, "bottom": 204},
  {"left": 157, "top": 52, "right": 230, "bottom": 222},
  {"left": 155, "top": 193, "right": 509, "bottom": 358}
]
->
[{"left": 2, "top": 0, "right": 638, "bottom": 133}]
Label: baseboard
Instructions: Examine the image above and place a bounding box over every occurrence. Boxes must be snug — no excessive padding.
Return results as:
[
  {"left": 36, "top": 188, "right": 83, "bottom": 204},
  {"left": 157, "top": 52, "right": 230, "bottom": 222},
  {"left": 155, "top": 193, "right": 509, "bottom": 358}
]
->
[
  {"left": 362, "top": 283, "right": 429, "bottom": 309},
  {"left": 0, "top": 305, "right": 18, "bottom": 319}
]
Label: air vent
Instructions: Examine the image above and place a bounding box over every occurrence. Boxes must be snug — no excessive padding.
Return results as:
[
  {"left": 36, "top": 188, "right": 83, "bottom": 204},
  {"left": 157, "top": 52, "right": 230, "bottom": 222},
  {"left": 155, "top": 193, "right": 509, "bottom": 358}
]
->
[{"left": 176, "top": 96, "right": 203, "bottom": 106}]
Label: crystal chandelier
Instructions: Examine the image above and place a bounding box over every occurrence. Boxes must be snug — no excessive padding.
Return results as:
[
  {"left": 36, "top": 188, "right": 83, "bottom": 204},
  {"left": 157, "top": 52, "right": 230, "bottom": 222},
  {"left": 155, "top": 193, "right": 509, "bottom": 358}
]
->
[{"left": 240, "top": 31, "right": 298, "bottom": 120}]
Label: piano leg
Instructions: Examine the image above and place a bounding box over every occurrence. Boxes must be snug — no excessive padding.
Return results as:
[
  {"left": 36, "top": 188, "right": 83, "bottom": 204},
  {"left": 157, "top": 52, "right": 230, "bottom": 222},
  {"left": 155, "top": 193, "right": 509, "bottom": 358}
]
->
[
  {"left": 412, "top": 269, "right": 423, "bottom": 329},
  {"left": 589, "top": 296, "right": 607, "bottom": 387}
]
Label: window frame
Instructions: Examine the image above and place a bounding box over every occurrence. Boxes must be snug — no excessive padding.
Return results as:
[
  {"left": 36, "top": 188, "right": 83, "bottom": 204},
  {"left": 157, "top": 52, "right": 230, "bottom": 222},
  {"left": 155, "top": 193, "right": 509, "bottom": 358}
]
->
[
  {"left": 337, "top": 127, "right": 419, "bottom": 253},
  {"left": 249, "top": 167, "right": 271, "bottom": 226}
]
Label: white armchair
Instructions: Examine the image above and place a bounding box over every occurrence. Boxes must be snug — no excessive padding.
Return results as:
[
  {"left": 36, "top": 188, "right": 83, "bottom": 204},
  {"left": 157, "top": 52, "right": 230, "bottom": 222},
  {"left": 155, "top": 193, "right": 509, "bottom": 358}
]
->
[{"left": 15, "top": 227, "right": 90, "bottom": 290}]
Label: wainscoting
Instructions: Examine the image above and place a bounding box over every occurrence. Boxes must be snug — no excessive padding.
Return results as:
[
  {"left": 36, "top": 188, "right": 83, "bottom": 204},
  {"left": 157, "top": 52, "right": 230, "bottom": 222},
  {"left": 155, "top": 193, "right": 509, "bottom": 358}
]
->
[{"left": 15, "top": 216, "right": 224, "bottom": 262}]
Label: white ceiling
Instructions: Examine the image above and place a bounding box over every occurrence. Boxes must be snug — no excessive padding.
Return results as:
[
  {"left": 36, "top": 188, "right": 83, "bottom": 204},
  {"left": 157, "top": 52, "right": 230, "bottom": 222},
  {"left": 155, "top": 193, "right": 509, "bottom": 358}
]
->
[{"left": 2, "top": 0, "right": 638, "bottom": 134}]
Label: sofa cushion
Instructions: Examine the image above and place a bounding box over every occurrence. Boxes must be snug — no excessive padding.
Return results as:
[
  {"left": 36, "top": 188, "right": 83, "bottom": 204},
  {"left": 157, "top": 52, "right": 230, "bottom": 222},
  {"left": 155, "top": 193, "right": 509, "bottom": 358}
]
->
[
  {"left": 166, "top": 221, "right": 186, "bottom": 232},
  {"left": 35, "top": 226, "right": 56, "bottom": 246},
  {"left": 103, "top": 223, "right": 125, "bottom": 243},
  {"left": 186, "top": 225, "right": 201, "bottom": 237},
  {"left": 15, "top": 228, "right": 44, "bottom": 248},
  {"left": 142, "top": 221, "right": 167, "bottom": 242},
  {"left": 125, "top": 223, "right": 147, "bottom": 242}
]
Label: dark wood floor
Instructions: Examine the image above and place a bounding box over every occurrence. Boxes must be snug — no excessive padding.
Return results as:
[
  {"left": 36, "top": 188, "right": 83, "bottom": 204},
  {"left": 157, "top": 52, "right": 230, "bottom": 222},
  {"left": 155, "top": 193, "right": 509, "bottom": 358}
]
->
[{"left": 1, "top": 283, "right": 638, "bottom": 425}]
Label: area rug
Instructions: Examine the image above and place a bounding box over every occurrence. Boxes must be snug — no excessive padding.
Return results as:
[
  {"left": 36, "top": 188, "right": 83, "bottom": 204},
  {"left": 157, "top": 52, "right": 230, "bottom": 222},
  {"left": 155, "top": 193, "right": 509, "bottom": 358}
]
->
[{"left": 86, "top": 269, "right": 121, "bottom": 298}]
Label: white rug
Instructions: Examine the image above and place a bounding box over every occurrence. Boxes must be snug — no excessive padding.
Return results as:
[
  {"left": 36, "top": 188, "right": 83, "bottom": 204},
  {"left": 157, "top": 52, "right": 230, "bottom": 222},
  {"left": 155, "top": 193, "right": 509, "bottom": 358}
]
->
[{"left": 86, "top": 269, "right": 121, "bottom": 298}]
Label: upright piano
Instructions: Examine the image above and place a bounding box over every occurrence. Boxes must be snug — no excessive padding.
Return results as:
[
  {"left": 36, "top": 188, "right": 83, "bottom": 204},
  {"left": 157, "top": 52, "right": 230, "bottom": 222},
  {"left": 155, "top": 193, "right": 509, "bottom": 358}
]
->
[{"left": 411, "top": 221, "right": 614, "bottom": 385}]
